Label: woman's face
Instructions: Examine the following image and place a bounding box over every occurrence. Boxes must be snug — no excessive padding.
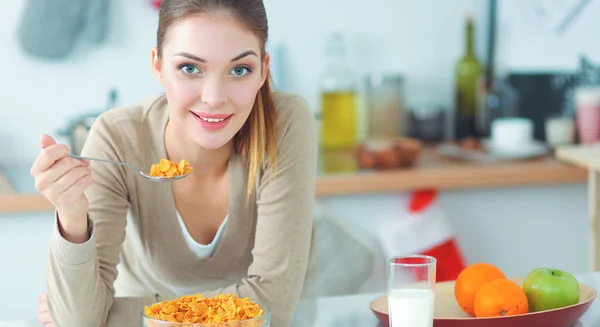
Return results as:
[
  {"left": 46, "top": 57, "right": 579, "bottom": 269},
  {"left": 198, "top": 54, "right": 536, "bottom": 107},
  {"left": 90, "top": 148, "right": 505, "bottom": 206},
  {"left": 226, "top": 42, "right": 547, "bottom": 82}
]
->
[{"left": 152, "top": 14, "right": 269, "bottom": 150}]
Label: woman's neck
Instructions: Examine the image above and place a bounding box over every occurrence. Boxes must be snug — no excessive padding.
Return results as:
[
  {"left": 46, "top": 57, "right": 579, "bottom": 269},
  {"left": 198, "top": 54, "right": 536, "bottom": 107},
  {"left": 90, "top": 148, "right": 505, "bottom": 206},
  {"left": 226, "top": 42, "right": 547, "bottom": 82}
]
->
[{"left": 164, "top": 120, "right": 233, "bottom": 179}]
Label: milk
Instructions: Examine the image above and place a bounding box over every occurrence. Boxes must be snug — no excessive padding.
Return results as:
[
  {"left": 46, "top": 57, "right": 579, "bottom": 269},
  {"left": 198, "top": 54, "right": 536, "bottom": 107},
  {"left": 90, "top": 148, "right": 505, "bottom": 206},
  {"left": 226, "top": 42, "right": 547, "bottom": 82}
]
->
[{"left": 388, "top": 288, "right": 434, "bottom": 327}]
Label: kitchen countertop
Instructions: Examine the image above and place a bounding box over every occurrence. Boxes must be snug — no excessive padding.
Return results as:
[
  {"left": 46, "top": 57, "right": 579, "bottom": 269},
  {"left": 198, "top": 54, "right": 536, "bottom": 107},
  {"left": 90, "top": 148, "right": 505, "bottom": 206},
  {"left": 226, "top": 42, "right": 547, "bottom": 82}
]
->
[
  {"left": 3, "top": 271, "right": 600, "bottom": 326},
  {"left": 0, "top": 147, "right": 587, "bottom": 214}
]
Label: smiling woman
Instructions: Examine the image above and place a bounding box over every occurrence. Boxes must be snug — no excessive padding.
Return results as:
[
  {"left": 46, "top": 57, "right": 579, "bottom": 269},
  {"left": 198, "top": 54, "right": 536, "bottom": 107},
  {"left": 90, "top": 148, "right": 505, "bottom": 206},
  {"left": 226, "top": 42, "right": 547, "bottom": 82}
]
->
[{"left": 29, "top": 1, "right": 318, "bottom": 327}]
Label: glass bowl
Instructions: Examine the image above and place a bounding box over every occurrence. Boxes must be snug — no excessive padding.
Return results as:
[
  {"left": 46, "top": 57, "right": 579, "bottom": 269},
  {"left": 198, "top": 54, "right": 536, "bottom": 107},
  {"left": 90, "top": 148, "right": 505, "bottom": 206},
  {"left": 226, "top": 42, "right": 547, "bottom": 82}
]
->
[{"left": 141, "top": 300, "right": 271, "bottom": 327}]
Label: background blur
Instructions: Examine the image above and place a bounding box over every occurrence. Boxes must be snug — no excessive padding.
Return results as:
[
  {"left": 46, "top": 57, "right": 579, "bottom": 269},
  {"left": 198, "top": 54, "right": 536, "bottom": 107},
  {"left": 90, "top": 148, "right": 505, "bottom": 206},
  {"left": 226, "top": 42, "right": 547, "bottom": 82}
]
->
[{"left": 1, "top": 0, "right": 599, "bottom": 322}]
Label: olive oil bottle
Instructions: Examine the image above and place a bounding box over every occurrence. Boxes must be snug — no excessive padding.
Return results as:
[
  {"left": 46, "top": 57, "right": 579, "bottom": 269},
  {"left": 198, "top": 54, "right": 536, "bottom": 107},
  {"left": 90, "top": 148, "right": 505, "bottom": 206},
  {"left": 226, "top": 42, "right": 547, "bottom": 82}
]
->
[{"left": 319, "top": 33, "right": 358, "bottom": 150}]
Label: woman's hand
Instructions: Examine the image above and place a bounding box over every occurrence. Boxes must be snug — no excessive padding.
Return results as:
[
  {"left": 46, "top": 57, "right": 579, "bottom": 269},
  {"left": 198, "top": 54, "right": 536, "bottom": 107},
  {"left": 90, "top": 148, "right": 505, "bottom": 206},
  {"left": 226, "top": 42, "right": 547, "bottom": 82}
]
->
[
  {"left": 37, "top": 292, "right": 53, "bottom": 326},
  {"left": 30, "top": 134, "right": 92, "bottom": 243}
]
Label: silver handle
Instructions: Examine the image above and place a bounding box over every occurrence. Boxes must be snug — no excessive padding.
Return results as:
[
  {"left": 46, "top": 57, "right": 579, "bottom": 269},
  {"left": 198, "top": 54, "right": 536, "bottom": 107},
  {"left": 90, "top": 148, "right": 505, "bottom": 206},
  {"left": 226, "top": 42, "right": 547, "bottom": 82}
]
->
[{"left": 69, "top": 154, "right": 144, "bottom": 175}]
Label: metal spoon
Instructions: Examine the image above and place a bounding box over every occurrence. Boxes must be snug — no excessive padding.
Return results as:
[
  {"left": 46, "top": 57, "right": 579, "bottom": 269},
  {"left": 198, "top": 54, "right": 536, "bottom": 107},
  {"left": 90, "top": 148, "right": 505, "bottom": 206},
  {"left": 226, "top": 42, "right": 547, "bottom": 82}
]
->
[{"left": 69, "top": 154, "right": 190, "bottom": 182}]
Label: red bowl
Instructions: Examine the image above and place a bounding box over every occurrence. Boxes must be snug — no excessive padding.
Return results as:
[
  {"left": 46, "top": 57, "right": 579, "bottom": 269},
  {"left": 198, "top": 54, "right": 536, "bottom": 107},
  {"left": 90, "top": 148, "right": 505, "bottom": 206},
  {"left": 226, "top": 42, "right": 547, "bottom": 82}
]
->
[{"left": 369, "top": 277, "right": 596, "bottom": 327}]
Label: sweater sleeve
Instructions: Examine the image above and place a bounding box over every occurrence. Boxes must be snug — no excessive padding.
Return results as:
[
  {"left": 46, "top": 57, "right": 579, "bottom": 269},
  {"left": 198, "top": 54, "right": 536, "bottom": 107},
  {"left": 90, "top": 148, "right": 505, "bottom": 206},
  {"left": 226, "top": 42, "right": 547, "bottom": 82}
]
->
[
  {"left": 198, "top": 95, "right": 318, "bottom": 327},
  {"left": 46, "top": 112, "right": 157, "bottom": 327}
]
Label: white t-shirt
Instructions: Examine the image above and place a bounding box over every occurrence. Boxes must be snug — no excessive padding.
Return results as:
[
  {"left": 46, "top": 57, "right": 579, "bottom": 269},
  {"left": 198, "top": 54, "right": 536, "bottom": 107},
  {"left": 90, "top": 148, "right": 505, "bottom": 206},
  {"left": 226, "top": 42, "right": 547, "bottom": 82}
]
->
[{"left": 176, "top": 211, "right": 229, "bottom": 258}]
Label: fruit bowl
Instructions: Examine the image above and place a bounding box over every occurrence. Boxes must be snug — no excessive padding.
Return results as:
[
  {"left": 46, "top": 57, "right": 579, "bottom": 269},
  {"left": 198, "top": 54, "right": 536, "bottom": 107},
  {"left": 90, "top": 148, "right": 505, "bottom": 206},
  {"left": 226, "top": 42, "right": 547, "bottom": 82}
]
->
[{"left": 369, "top": 278, "right": 596, "bottom": 327}]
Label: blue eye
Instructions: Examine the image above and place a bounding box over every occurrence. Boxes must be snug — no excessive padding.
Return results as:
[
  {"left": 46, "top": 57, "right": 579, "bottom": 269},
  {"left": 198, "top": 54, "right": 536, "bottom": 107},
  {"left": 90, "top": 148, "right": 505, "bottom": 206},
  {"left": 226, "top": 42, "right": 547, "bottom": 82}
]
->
[
  {"left": 180, "top": 64, "right": 200, "bottom": 75},
  {"left": 230, "top": 66, "right": 251, "bottom": 77}
]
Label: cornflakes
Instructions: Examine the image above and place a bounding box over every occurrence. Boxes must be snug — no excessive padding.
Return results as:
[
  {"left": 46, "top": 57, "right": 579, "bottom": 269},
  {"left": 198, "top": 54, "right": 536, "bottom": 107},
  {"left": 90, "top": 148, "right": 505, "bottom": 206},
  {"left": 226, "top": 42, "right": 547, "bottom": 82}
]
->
[
  {"left": 143, "top": 293, "right": 265, "bottom": 324},
  {"left": 150, "top": 159, "right": 193, "bottom": 178}
]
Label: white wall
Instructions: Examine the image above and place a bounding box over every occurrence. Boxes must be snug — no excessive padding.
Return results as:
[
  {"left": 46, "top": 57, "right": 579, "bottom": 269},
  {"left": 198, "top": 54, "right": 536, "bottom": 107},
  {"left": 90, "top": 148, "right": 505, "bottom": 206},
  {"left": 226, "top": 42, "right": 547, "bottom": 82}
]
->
[
  {"left": 1, "top": 1, "right": 163, "bottom": 164},
  {"left": 0, "top": 0, "right": 491, "bottom": 163},
  {"left": 3, "top": 0, "right": 598, "bottom": 163},
  {"left": 0, "top": 212, "right": 52, "bottom": 322},
  {"left": 265, "top": 0, "right": 489, "bottom": 114},
  {"left": 323, "top": 184, "right": 589, "bottom": 277},
  {"left": 496, "top": 0, "right": 600, "bottom": 71},
  {"left": 0, "top": 0, "right": 595, "bottom": 322},
  {"left": 6, "top": 0, "right": 599, "bottom": 164}
]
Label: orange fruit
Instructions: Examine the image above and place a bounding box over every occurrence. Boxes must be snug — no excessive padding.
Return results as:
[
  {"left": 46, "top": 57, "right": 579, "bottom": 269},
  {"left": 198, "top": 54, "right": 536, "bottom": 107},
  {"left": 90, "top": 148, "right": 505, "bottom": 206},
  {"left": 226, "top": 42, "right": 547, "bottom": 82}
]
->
[
  {"left": 474, "top": 279, "right": 529, "bottom": 317},
  {"left": 454, "top": 263, "right": 506, "bottom": 316}
]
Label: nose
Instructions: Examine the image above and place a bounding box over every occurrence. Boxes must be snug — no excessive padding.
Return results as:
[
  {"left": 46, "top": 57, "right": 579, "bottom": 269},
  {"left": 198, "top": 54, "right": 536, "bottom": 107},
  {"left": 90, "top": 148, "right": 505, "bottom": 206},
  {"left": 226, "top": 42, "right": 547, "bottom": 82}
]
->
[{"left": 201, "top": 75, "right": 227, "bottom": 108}]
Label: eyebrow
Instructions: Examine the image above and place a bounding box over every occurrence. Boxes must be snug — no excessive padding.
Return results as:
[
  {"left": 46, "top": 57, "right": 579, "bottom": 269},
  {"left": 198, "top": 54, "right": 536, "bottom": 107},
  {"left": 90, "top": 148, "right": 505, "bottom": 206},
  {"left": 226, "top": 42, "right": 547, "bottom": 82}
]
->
[{"left": 173, "top": 50, "right": 258, "bottom": 62}]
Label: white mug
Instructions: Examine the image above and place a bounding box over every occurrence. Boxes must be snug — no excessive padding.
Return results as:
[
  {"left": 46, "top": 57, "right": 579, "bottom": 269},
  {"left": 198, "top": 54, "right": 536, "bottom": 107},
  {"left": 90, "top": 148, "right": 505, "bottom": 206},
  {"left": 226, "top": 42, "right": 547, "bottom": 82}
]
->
[{"left": 490, "top": 118, "right": 534, "bottom": 152}]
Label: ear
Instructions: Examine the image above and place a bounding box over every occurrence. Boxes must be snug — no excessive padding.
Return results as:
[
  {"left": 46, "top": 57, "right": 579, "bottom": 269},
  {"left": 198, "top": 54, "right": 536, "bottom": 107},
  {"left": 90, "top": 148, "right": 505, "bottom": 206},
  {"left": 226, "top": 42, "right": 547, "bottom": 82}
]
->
[
  {"left": 260, "top": 52, "right": 271, "bottom": 87},
  {"left": 151, "top": 46, "right": 164, "bottom": 86}
]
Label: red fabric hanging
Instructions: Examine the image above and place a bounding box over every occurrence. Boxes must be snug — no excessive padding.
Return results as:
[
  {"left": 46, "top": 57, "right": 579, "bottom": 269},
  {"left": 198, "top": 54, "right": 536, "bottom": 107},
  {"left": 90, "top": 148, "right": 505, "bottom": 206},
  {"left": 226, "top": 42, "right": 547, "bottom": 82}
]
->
[
  {"left": 151, "top": 0, "right": 161, "bottom": 10},
  {"left": 406, "top": 189, "right": 467, "bottom": 282},
  {"left": 408, "top": 189, "right": 437, "bottom": 214}
]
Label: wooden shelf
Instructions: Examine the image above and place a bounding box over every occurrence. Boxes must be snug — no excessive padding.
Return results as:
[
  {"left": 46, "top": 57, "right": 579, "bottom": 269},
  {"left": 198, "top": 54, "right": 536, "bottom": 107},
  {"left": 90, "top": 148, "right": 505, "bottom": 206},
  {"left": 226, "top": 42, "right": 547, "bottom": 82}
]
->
[
  {"left": 556, "top": 145, "right": 600, "bottom": 170},
  {"left": 0, "top": 148, "right": 587, "bottom": 214},
  {"left": 316, "top": 148, "right": 587, "bottom": 196},
  {"left": 0, "top": 194, "right": 54, "bottom": 214}
]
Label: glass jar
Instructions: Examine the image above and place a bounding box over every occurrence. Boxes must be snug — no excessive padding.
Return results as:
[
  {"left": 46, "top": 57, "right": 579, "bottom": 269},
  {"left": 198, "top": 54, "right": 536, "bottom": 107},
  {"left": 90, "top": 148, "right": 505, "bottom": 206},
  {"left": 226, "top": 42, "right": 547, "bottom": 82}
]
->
[{"left": 363, "top": 74, "right": 406, "bottom": 140}]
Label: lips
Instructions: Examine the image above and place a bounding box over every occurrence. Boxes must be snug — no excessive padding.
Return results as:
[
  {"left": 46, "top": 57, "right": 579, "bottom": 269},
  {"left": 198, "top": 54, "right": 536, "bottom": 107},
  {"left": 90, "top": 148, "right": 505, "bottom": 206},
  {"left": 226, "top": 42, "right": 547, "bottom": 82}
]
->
[
  {"left": 192, "top": 111, "right": 232, "bottom": 119},
  {"left": 191, "top": 111, "right": 232, "bottom": 123},
  {"left": 190, "top": 111, "right": 233, "bottom": 130}
]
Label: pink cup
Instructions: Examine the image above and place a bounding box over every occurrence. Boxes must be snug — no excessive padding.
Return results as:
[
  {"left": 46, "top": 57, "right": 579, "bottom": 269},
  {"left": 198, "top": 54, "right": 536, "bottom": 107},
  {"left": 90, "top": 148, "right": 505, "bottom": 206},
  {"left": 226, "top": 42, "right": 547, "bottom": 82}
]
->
[{"left": 575, "top": 86, "right": 600, "bottom": 144}]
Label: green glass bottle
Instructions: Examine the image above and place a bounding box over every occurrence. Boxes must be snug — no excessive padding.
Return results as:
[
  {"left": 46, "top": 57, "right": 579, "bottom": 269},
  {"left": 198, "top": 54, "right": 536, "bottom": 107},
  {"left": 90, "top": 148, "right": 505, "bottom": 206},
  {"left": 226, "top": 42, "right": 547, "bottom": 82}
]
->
[{"left": 454, "top": 15, "right": 484, "bottom": 140}]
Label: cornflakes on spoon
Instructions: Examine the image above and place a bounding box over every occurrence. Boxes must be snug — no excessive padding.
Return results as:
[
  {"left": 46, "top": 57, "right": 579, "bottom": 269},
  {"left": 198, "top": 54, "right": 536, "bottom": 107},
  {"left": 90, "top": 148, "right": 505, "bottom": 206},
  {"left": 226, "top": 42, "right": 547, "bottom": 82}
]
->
[{"left": 150, "top": 158, "right": 193, "bottom": 178}]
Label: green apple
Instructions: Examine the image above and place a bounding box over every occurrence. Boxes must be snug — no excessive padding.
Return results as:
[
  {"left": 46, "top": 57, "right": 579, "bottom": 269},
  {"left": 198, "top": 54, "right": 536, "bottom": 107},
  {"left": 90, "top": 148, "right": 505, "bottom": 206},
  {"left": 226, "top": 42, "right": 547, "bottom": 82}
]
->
[{"left": 522, "top": 268, "right": 580, "bottom": 312}]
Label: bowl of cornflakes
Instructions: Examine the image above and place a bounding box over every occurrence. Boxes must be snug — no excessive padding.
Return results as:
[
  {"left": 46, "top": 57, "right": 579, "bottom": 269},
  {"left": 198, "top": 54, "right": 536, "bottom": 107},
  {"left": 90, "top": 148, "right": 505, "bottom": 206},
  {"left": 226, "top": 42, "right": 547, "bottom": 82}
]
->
[{"left": 142, "top": 293, "right": 271, "bottom": 327}]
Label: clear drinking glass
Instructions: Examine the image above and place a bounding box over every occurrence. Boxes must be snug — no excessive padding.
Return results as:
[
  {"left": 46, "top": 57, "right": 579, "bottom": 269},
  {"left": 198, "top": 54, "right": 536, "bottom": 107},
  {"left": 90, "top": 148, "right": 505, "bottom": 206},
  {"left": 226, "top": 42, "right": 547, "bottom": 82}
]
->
[{"left": 387, "top": 255, "right": 437, "bottom": 327}]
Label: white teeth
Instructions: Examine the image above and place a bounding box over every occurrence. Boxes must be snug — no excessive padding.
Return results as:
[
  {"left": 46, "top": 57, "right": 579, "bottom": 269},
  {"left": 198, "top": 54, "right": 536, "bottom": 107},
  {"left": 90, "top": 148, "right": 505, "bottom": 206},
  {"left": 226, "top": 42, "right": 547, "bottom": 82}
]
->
[{"left": 200, "top": 117, "right": 225, "bottom": 123}]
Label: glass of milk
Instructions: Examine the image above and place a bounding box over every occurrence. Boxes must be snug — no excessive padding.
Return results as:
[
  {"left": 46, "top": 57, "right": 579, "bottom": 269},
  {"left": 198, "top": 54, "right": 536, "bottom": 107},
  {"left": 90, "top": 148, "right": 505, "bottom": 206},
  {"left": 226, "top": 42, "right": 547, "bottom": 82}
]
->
[{"left": 387, "top": 255, "right": 436, "bottom": 327}]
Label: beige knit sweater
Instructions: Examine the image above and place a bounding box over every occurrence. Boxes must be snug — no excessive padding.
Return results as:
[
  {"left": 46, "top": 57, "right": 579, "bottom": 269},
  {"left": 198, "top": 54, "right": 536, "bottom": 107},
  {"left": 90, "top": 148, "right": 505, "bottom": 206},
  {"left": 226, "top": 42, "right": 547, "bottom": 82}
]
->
[{"left": 46, "top": 91, "right": 318, "bottom": 327}]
